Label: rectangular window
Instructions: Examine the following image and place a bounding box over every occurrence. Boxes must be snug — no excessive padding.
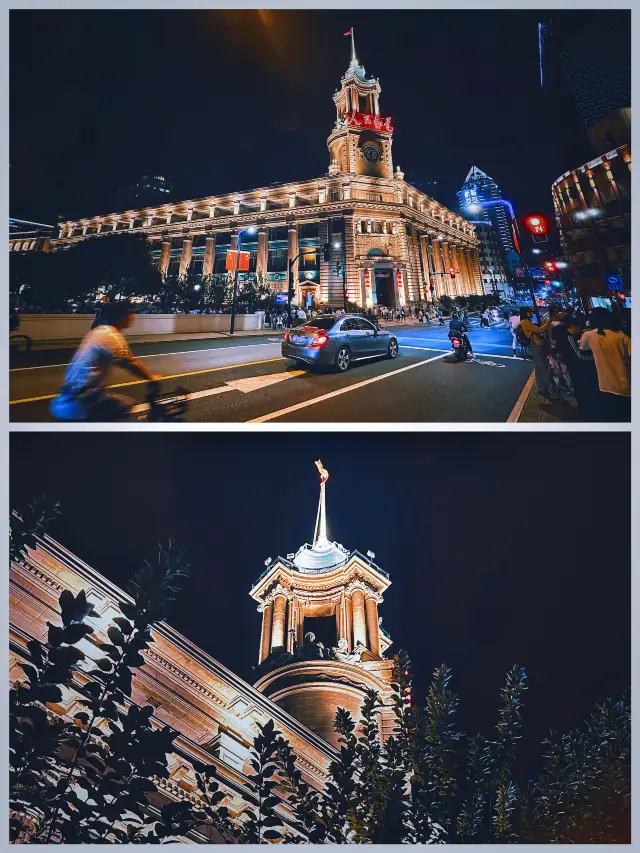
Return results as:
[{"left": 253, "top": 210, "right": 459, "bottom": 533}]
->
[
  {"left": 330, "top": 190, "right": 340, "bottom": 202},
  {"left": 298, "top": 223, "right": 319, "bottom": 241},
  {"left": 269, "top": 226, "right": 288, "bottom": 242},
  {"left": 268, "top": 248, "right": 288, "bottom": 272}
]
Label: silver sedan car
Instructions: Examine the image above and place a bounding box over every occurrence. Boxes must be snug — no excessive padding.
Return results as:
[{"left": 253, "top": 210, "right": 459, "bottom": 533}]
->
[{"left": 282, "top": 314, "right": 399, "bottom": 372}]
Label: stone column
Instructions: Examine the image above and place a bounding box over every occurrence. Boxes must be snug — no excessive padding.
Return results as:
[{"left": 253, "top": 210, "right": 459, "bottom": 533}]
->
[
  {"left": 271, "top": 594, "right": 287, "bottom": 650},
  {"left": 365, "top": 597, "right": 380, "bottom": 657},
  {"left": 345, "top": 596, "right": 353, "bottom": 650},
  {"left": 450, "top": 246, "right": 461, "bottom": 296},
  {"left": 259, "top": 602, "right": 273, "bottom": 663},
  {"left": 352, "top": 588, "right": 367, "bottom": 648},
  {"left": 469, "top": 249, "right": 483, "bottom": 295},
  {"left": 296, "top": 605, "right": 305, "bottom": 649},
  {"left": 203, "top": 234, "right": 216, "bottom": 277},
  {"left": 256, "top": 228, "right": 268, "bottom": 281},
  {"left": 209, "top": 204, "right": 215, "bottom": 218},
  {"left": 335, "top": 600, "right": 343, "bottom": 645},
  {"left": 179, "top": 236, "right": 193, "bottom": 279},
  {"left": 459, "top": 249, "right": 472, "bottom": 294},
  {"left": 96, "top": 222, "right": 103, "bottom": 234},
  {"left": 431, "top": 239, "right": 444, "bottom": 297},
  {"left": 286, "top": 600, "right": 295, "bottom": 653},
  {"left": 159, "top": 239, "right": 171, "bottom": 277},
  {"left": 287, "top": 225, "right": 298, "bottom": 300}
]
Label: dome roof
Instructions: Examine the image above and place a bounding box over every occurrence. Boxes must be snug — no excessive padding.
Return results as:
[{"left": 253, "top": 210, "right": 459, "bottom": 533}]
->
[{"left": 292, "top": 536, "right": 349, "bottom": 573}]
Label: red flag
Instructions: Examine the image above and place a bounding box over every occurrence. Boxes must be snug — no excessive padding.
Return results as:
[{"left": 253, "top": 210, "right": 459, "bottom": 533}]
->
[{"left": 344, "top": 28, "right": 353, "bottom": 36}]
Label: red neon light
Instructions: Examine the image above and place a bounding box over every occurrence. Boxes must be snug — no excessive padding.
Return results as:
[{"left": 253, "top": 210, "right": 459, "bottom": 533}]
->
[
  {"left": 344, "top": 110, "right": 393, "bottom": 133},
  {"left": 524, "top": 214, "right": 548, "bottom": 236}
]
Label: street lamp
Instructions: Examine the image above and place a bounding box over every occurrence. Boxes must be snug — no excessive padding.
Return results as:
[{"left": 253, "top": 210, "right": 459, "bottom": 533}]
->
[{"left": 229, "top": 225, "right": 257, "bottom": 335}]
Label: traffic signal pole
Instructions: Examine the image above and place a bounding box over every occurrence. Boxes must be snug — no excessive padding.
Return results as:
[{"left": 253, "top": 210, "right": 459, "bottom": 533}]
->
[{"left": 288, "top": 247, "right": 320, "bottom": 328}]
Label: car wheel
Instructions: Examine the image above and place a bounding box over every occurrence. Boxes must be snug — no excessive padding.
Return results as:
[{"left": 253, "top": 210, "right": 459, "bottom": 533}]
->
[
  {"left": 334, "top": 346, "right": 351, "bottom": 372},
  {"left": 387, "top": 339, "right": 398, "bottom": 359}
]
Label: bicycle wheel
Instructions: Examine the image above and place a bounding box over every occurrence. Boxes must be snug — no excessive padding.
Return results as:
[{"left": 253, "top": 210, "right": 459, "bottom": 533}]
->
[{"left": 10, "top": 334, "right": 32, "bottom": 354}]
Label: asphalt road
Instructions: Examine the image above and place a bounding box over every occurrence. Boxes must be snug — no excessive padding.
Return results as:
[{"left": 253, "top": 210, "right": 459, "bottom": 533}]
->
[{"left": 9, "top": 317, "right": 532, "bottom": 423}]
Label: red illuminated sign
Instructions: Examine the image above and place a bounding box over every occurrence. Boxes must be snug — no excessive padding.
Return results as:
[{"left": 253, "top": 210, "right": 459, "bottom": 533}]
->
[
  {"left": 226, "top": 250, "right": 250, "bottom": 272},
  {"left": 344, "top": 110, "right": 393, "bottom": 133},
  {"left": 524, "top": 214, "right": 548, "bottom": 235},
  {"left": 396, "top": 270, "right": 403, "bottom": 289},
  {"left": 363, "top": 269, "right": 371, "bottom": 289}
]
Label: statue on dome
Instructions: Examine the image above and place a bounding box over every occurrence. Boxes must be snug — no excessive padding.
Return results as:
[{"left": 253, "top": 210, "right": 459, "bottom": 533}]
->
[
  {"left": 315, "top": 459, "right": 329, "bottom": 483},
  {"left": 331, "top": 637, "right": 364, "bottom": 665}
]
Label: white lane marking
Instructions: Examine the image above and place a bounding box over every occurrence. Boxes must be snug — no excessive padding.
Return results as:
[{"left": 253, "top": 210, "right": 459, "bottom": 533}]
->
[
  {"left": 9, "top": 341, "right": 279, "bottom": 372},
  {"left": 129, "top": 369, "right": 306, "bottom": 412},
  {"left": 400, "top": 345, "right": 522, "bottom": 361},
  {"left": 398, "top": 337, "right": 514, "bottom": 350},
  {"left": 247, "top": 352, "right": 449, "bottom": 423}
]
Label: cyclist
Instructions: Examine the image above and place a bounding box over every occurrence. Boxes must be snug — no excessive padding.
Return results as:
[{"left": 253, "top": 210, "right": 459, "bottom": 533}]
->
[{"left": 50, "top": 300, "right": 159, "bottom": 421}]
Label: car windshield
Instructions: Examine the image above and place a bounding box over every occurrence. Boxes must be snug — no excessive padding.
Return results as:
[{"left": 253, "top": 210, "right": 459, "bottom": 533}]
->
[{"left": 303, "top": 318, "right": 336, "bottom": 330}]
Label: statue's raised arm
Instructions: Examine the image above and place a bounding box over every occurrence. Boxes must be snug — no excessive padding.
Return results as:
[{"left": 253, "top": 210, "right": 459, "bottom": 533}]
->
[{"left": 315, "top": 460, "right": 329, "bottom": 483}]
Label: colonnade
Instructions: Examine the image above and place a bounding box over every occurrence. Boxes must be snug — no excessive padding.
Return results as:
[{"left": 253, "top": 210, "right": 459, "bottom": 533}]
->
[
  {"left": 258, "top": 586, "right": 382, "bottom": 664},
  {"left": 421, "top": 235, "right": 481, "bottom": 297}
]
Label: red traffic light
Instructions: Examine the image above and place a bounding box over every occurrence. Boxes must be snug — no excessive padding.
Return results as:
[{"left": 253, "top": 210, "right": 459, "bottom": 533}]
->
[
  {"left": 544, "top": 261, "right": 557, "bottom": 271},
  {"left": 524, "top": 214, "right": 548, "bottom": 235},
  {"left": 449, "top": 267, "right": 456, "bottom": 278}
]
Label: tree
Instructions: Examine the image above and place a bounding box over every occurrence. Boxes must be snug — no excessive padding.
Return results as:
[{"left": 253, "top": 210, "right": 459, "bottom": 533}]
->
[
  {"left": 9, "top": 502, "right": 211, "bottom": 844},
  {"left": 13, "top": 234, "right": 164, "bottom": 313}
]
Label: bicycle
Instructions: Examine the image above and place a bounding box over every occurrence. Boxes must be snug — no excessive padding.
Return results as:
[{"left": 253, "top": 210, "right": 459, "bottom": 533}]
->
[{"left": 10, "top": 333, "right": 32, "bottom": 355}]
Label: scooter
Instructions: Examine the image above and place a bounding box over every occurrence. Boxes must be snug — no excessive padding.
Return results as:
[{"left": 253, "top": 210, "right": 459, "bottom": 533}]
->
[{"left": 450, "top": 332, "right": 471, "bottom": 362}]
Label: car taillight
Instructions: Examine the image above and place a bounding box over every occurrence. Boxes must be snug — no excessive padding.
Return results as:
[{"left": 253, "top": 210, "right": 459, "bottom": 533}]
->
[
  {"left": 283, "top": 331, "right": 290, "bottom": 342},
  {"left": 310, "top": 334, "right": 329, "bottom": 348}
]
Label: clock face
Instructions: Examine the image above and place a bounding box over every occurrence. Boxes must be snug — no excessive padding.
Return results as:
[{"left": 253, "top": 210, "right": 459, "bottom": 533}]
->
[{"left": 362, "top": 144, "right": 381, "bottom": 164}]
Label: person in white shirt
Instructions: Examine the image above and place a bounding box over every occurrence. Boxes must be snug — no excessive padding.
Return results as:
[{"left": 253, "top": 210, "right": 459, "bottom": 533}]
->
[
  {"left": 580, "top": 308, "right": 631, "bottom": 422},
  {"left": 50, "top": 300, "right": 158, "bottom": 421},
  {"left": 509, "top": 311, "right": 521, "bottom": 355}
]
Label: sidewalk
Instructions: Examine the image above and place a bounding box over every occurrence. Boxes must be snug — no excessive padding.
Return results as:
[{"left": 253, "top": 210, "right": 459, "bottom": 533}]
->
[{"left": 508, "top": 370, "right": 580, "bottom": 423}]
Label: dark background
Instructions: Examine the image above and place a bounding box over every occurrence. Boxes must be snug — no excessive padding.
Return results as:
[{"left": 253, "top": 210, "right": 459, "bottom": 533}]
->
[
  {"left": 10, "top": 431, "right": 630, "bottom": 777},
  {"left": 10, "top": 9, "right": 602, "bottom": 224}
]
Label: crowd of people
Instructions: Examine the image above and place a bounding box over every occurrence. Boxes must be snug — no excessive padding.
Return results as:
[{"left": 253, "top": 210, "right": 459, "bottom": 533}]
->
[{"left": 510, "top": 305, "right": 631, "bottom": 422}]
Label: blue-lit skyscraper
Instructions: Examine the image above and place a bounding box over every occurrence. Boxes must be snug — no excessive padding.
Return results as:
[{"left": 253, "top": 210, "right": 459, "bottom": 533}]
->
[
  {"left": 457, "top": 166, "right": 517, "bottom": 296},
  {"left": 457, "top": 166, "right": 515, "bottom": 255}
]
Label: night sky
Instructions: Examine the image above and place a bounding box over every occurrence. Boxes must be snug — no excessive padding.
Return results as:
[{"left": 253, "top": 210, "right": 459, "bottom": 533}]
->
[
  {"left": 10, "top": 9, "right": 605, "bottom": 226},
  {"left": 11, "top": 431, "right": 630, "bottom": 777}
]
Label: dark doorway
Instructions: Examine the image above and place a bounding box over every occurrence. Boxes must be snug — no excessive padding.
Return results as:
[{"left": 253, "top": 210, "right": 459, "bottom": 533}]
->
[
  {"left": 374, "top": 267, "right": 395, "bottom": 307},
  {"left": 303, "top": 615, "right": 336, "bottom": 650}
]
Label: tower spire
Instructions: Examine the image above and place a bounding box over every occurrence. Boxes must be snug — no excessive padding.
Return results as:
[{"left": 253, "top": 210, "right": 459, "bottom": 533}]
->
[
  {"left": 313, "top": 460, "right": 330, "bottom": 545},
  {"left": 344, "top": 27, "right": 356, "bottom": 66}
]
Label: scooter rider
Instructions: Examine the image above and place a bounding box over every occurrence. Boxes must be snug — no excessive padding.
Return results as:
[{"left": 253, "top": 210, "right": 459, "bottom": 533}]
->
[
  {"left": 50, "top": 300, "right": 159, "bottom": 421},
  {"left": 448, "top": 312, "right": 474, "bottom": 357}
]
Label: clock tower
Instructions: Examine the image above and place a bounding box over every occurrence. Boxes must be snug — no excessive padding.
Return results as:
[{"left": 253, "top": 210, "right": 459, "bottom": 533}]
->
[{"left": 327, "top": 31, "right": 394, "bottom": 179}]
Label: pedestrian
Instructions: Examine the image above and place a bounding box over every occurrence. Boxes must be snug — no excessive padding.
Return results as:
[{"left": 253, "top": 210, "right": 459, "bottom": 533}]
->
[
  {"left": 91, "top": 295, "right": 110, "bottom": 330},
  {"left": 462, "top": 307, "right": 469, "bottom": 328},
  {"left": 548, "top": 305, "right": 573, "bottom": 394},
  {"left": 481, "top": 307, "right": 490, "bottom": 327},
  {"left": 519, "top": 306, "right": 556, "bottom": 399},
  {"left": 579, "top": 308, "right": 631, "bottom": 422},
  {"left": 400, "top": 307, "right": 406, "bottom": 322},
  {"left": 509, "top": 310, "right": 521, "bottom": 356},
  {"left": 552, "top": 311, "right": 600, "bottom": 420}
]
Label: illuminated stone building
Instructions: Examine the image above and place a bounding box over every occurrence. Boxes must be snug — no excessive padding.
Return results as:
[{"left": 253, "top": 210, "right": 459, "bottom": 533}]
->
[
  {"left": 9, "top": 465, "right": 396, "bottom": 835},
  {"left": 50, "top": 38, "right": 482, "bottom": 309},
  {"left": 551, "top": 140, "right": 631, "bottom": 301}
]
